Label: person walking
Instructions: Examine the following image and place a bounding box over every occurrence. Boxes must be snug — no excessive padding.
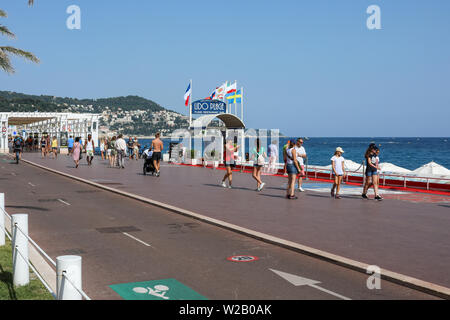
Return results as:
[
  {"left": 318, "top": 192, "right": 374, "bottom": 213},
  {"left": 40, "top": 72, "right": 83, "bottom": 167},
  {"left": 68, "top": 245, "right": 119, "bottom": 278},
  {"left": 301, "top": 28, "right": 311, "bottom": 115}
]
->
[
  {"left": 251, "top": 138, "right": 267, "bottom": 191},
  {"left": 282, "top": 140, "right": 290, "bottom": 176},
  {"left": 127, "top": 137, "right": 134, "bottom": 160},
  {"left": 115, "top": 134, "right": 127, "bottom": 169},
  {"left": 84, "top": 134, "right": 95, "bottom": 166},
  {"left": 268, "top": 140, "right": 279, "bottom": 174},
  {"left": 330, "top": 147, "right": 346, "bottom": 199},
  {"left": 221, "top": 138, "right": 240, "bottom": 188},
  {"left": 45, "top": 135, "right": 51, "bottom": 155},
  {"left": 108, "top": 136, "right": 117, "bottom": 168},
  {"left": 295, "top": 138, "right": 307, "bottom": 192},
  {"left": 362, "top": 144, "right": 382, "bottom": 200},
  {"left": 133, "top": 137, "right": 140, "bottom": 161},
  {"left": 285, "top": 140, "right": 301, "bottom": 199},
  {"left": 51, "top": 136, "right": 58, "bottom": 159},
  {"left": 40, "top": 135, "right": 47, "bottom": 158},
  {"left": 68, "top": 135, "right": 74, "bottom": 155},
  {"left": 71, "top": 137, "right": 83, "bottom": 168},
  {"left": 100, "top": 138, "right": 106, "bottom": 160},
  {"left": 151, "top": 132, "right": 164, "bottom": 176}
]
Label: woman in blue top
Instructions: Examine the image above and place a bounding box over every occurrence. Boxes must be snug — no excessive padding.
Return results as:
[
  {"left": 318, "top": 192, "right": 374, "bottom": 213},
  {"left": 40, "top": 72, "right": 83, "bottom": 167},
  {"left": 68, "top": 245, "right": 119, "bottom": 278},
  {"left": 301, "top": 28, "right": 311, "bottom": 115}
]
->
[{"left": 251, "top": 138, "right": 267, "bottom": 191}]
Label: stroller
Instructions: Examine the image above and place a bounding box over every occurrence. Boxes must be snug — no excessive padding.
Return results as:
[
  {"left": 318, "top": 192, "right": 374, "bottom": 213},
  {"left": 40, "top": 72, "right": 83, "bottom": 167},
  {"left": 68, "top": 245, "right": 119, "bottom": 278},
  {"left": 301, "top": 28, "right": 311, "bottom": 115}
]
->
[{"left": 142, "top": 147, "right": 156, "bottom": 175}]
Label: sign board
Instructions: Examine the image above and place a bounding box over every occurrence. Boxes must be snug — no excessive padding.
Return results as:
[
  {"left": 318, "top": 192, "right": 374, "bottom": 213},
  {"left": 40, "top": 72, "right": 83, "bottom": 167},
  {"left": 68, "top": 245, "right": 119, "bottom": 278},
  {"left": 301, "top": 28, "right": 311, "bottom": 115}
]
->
[
  {"left": 1, "top": 127, "right": 6, "bottom": 133},
  {"left": 192, "top": 99, "right": 226, "bottom": 115},
  {"left": 60, "top": 132, "right": 68, "bottom": 148},
  {"left": 109, "top": 279, "right": 207, "bottom": 300}
]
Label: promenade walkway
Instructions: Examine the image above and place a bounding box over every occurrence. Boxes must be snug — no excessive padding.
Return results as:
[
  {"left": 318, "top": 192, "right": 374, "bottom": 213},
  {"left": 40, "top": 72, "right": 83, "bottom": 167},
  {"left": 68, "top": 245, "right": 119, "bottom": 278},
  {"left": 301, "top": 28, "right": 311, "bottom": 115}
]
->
[{"left": 19, "top": 152, "right": 450, "bottom": 290}]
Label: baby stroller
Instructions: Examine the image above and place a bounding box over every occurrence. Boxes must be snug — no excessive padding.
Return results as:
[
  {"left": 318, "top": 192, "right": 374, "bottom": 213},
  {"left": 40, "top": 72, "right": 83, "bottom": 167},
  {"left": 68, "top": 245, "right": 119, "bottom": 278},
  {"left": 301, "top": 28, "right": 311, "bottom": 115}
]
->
[{"left": 142, "top": 148, "right": 156, "bottom": 175}]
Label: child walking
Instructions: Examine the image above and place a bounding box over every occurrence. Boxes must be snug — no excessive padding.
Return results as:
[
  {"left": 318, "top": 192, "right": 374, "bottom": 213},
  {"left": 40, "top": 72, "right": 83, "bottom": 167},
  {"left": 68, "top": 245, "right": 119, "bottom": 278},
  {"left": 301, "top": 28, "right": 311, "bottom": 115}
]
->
[{"left": 331, "top": 147, "right": 346, "bottom": 199}]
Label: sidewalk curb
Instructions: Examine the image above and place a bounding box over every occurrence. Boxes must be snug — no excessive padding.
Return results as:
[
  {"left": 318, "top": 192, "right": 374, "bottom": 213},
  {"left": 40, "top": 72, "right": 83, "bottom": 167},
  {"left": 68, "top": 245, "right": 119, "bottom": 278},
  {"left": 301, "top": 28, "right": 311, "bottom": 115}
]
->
[{"left": 21, "top": 158, "right": 450, "bottom": 300}]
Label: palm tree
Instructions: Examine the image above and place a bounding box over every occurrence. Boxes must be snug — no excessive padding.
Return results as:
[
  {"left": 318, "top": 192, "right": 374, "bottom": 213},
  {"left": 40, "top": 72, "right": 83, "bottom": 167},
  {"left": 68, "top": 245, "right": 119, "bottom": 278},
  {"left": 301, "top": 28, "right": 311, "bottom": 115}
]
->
[{"left": 0, "top": 4, "right": 39, "bottom": 74}]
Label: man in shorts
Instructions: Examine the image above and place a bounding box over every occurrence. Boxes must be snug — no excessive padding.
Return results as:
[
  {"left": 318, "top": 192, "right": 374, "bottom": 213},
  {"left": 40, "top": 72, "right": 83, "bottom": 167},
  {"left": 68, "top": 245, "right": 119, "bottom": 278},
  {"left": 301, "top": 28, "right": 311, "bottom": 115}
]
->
[
  {"left": 68, "top": 135, "right": 74, "bottom": 155},
  {"left": 151, "top": 132, "right": 163, "bottom": 176},
  {"left": 295, "top": 138, "right": 307, "bottom": 192},
  {"left": 127, "top": 137, "right": 134, "bottom": 160}
]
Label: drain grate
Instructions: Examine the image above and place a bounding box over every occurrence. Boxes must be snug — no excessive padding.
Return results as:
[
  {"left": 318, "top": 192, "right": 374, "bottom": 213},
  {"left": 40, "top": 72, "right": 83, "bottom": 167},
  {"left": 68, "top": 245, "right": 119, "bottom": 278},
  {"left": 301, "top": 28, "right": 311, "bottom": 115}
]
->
[
  {"left": 61, "top": 248, "right": 87, "bottom": 255},
  {"left": 96, "top": 226, "right": 141, "bottom": 234}
]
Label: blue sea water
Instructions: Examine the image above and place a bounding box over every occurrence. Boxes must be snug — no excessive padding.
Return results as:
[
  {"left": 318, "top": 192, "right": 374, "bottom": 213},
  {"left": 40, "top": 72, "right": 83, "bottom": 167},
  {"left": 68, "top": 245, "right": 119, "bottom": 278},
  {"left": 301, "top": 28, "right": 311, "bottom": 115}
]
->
[{"left": 134, "top": 137, "right": 450, "bottom": 171}]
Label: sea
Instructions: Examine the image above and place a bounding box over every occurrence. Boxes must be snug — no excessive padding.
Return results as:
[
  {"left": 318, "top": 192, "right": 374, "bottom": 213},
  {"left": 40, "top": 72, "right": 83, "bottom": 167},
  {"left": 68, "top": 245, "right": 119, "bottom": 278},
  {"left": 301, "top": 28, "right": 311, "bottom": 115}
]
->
[{"left": 131, "top": 137, "right": 450, "bottom": 171}]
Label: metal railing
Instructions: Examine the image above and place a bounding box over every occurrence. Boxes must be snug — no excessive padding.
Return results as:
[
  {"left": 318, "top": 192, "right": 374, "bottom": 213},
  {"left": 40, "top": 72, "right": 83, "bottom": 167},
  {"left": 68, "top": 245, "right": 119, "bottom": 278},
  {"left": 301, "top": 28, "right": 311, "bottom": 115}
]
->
[{"left": 0, "top": 194, "right": 91, "bottom": 300}]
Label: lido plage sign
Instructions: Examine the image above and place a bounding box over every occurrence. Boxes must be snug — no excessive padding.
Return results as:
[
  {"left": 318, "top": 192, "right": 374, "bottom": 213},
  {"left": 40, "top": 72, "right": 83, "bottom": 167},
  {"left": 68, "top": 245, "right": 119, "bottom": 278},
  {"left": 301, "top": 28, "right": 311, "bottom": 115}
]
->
[{"left": 192, "top": 99, "right": 226, "bottom": 115}]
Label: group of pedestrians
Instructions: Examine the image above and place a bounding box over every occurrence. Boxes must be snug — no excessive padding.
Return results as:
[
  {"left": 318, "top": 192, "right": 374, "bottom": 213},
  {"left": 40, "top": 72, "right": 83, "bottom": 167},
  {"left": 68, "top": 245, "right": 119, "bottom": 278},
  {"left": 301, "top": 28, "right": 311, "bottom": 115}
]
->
[
  {"left": 39, "top": 135, "right": 59, "bottom": 159},
  {"left": 221, "top": 138, "right": 383, "bottom": 201}
]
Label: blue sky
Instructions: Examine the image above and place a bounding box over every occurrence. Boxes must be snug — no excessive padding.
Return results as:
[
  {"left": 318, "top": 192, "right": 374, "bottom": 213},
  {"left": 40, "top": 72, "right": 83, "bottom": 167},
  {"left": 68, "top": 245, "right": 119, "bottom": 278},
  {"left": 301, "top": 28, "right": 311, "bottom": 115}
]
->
[{"left": 1, "top": 0, "right": 449, "bottom": 136}]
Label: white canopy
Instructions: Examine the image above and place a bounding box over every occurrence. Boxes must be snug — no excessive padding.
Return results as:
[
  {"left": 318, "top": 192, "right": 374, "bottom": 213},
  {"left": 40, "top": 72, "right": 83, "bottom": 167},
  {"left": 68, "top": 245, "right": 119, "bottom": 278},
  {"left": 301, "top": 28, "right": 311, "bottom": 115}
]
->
[
  {"left": 412, "top": 161, "right": 450, "bottom": 177},
  {"left": 379, "top": 163, "right": 412, "bottom": 174}
]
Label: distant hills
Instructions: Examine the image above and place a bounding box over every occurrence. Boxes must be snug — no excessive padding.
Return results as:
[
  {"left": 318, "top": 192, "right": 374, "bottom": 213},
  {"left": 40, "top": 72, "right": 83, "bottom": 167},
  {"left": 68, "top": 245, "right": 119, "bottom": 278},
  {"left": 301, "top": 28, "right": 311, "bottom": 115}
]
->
[
  {"left": 0, "top": 91, "right": 164, "bottom": 113},
  {"left": 0, "top": 91, "right": 189, "bottom": 136}
]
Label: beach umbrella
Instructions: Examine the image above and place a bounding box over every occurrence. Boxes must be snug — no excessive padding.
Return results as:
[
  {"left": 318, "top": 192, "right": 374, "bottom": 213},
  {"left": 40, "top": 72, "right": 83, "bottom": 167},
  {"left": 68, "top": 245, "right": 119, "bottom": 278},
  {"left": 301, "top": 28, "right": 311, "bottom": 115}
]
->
[
  {"left": 379, "top": 163, "right": 412, "bottom": 174},
  {"left": 412, "top": 161, "right": 450, "bottom": 177}
]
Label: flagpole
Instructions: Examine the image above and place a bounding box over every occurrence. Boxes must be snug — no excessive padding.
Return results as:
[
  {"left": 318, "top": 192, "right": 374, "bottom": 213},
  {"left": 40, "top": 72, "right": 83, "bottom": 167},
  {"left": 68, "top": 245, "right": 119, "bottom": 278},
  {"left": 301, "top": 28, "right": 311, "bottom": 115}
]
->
[
  {"left": 189, "top": 79, "right": 192, "bottom": 128},
  {"left": 241, "top": 86, "right": 244, "bottom": 122},
  {"left": 234, "top": 80, "right": 237, "bottom": 116},
  {"left": 189, "top": 79, "right": 193, "bottom": 159}
]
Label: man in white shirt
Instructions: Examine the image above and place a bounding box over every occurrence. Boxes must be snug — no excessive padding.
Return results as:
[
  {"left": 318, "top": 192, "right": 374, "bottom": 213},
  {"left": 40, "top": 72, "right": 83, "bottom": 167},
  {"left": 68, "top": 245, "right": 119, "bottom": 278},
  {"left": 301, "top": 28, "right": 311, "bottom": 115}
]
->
[
  {"left": 295, "top": 138, "right": 307, "bottom": 192},
  {"left": 115, "top": 134, "right": 127, "bottom": 169}
]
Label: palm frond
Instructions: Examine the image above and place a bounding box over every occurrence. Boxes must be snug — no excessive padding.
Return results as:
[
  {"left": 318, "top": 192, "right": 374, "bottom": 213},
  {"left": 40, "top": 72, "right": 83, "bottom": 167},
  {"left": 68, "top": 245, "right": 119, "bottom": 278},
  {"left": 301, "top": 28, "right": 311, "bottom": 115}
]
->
[
  {"left": 0, "top": 50, "right": 14, "bottom": 73},
  {"left": 0, "top": 25, "right": 16, "bottom": 38},
  {"left": 0, "top": 46, "right": 40, "bottom": 64},
  {"left": 0, "top": 10, "right": 7, "bottom": 18}
]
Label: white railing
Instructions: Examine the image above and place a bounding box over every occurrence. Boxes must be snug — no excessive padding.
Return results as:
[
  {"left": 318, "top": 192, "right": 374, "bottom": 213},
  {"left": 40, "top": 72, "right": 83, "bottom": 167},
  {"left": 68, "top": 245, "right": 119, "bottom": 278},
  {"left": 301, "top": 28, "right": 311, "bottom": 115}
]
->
[{"left": 0, "top": 193, "right": 91, "bottom": 300}]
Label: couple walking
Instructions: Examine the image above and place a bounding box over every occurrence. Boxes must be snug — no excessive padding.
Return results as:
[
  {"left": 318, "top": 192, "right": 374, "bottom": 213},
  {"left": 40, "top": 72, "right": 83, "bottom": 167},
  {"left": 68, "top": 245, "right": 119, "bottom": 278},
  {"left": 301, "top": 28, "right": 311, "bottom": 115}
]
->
[
  {"left": 284, "top": 138, "right": 307, "bottom": 199},
  {"left": 70, "top": 134, "right": 95, "bottom": 168},
  {"left": 221, "top": 138, "right": 267, "bottom": 191}
]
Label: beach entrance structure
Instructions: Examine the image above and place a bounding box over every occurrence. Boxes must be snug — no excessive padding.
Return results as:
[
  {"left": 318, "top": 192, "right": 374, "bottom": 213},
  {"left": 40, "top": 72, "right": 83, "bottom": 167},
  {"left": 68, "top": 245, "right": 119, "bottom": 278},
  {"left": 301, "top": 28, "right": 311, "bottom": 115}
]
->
[
  {"left": 0, "top": 112, "right": 100, "bottom": 153},
  {"left": 190, "top": 113, "right": 246, "bottom": 163}
]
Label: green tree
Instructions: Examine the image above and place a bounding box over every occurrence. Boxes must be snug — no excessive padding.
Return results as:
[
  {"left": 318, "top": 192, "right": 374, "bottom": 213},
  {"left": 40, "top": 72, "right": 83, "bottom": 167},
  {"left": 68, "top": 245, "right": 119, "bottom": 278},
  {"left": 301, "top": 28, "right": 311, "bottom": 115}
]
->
[{"left": 0, "top": 4, "right": 39, "bottom": 74}]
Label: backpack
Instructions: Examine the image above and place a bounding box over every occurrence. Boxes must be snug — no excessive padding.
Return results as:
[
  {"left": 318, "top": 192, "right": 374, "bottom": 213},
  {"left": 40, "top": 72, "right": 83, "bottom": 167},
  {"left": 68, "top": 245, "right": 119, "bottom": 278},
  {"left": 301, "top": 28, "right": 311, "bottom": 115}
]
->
[{"left": 14, "top": 138, "right": 21, "bottom": 148}]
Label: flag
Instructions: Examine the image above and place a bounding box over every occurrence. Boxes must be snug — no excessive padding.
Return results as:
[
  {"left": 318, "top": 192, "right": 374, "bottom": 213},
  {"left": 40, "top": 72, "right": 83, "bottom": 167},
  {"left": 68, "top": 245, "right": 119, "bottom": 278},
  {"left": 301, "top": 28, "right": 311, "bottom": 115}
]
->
[
  {"left": 213, "top": 82, "right": 228, "bottom": 101},
  {"left": 207, "top": 88, "right": 217, "bottom": 100},
  {"left": 184, "top": 82, "right": 192, "bottom": 106},
  {"left": 226, "top": 89, "right": 242, "bottom": 104},
  {"left": 226, "top": 81, "right": 237, "bottom": 94}
]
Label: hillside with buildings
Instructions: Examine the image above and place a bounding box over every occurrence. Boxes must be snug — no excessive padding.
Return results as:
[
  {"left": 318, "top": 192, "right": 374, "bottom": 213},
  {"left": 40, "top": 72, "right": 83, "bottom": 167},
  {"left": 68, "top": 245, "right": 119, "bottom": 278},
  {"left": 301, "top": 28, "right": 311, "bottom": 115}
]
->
[{"left": 0, "top": 91, "right": 189, "bottom": 136}]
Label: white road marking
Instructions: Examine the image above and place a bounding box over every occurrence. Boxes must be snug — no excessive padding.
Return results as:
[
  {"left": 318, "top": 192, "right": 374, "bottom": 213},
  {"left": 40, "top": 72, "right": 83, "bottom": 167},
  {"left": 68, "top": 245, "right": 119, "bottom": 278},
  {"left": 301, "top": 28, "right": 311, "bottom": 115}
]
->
[
  {"left": 123, "top": 232, "right": 154, "bottom": 248},
  {"left": 270, "top": 269, "right": 352, "bottom": 300},
  {"left": 57, "top": 199, "right": 71, "bottom": 206},
  {"left": 11, "top": 172, "right": 16, "bottom": 176},
  {"left": 28, "top": 182, "right": 36, "bottom": 187}
]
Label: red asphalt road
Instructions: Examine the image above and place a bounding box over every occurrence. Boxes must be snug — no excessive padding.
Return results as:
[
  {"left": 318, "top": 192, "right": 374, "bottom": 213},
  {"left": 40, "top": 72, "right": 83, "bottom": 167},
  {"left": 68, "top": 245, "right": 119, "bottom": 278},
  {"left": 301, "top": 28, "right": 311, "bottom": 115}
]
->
[{"left": 15, "top": 152, "right": 450, "bottom": 289}]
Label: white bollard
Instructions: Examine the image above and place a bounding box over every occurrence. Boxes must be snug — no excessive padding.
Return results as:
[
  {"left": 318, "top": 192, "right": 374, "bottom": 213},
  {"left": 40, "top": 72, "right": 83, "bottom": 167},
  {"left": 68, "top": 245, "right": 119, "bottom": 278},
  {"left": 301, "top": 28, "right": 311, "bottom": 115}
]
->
[
  {"left": 56, "top": 255, "right": 82, "bottom": 300},
  {"left": 11, "top": 214, "right": 29, "bottom": 286},
  {"left": 0, "top": 193, "right": 5, "bottom": 246}
]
